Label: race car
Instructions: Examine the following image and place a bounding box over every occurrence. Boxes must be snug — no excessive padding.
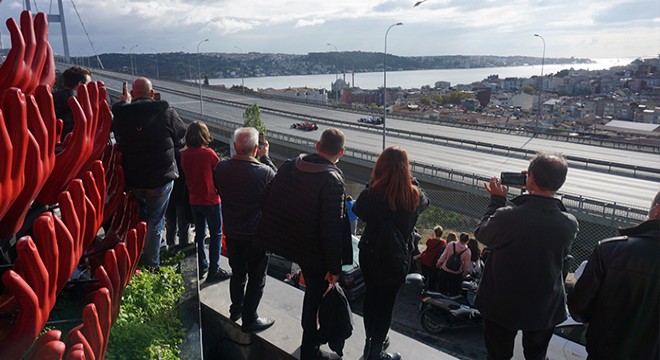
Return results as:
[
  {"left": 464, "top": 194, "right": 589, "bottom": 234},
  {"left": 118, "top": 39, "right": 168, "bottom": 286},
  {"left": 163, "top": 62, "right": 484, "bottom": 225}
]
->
[{"left": 290, "top": 122, "right": 319, "bottom": 131}]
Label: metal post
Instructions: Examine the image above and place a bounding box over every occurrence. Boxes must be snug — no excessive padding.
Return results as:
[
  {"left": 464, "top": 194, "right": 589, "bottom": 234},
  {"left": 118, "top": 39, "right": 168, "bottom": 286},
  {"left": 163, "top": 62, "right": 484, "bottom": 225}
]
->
[
  {"left": 197, "top": 39, "right": 209, "bottom": 115},
  {"left": 534, "top": 34, "right": 545, "bottom": 134},
  {"left": 383, "top": 22, "right": 403, "bottom": 150},
  {"left": 234, "top": 45, "right": 244, "bottom": 93},
  {"left": 129, "top": 44, "right": 138, "bottom": 77},
  {"left": 327, "top": 43, "right": 339, "bottom": 104}
]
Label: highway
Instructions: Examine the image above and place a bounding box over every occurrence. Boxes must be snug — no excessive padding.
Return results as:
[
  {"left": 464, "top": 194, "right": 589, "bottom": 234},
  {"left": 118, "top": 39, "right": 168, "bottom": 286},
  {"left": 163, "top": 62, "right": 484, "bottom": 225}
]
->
[{"left": 91, "top": 69, "right": 659, "bottom": 210}]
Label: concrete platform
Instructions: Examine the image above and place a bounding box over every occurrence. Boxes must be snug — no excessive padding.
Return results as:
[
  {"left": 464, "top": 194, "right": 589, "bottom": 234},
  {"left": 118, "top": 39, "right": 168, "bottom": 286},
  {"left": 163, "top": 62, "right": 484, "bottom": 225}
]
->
[{"left": 199, "top": 258, "right": 458, "bottom": 360}]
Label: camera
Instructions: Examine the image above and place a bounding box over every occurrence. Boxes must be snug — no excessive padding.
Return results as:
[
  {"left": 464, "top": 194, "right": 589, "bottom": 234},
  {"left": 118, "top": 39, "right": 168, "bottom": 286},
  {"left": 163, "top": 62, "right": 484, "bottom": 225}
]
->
[
  {"left": 258, "top": 132, "right": 265, "bottom": 149},
  {"left": 500, "top": 172, "right": 527, "bottom": 186}
]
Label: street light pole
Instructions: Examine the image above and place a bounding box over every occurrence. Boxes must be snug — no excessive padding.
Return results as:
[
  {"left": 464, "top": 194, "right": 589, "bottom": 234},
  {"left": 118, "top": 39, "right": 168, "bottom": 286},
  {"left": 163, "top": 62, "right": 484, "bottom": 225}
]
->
[
  {"left": 197, "top": 39, "right": 209, "bottom": 115},
  {"left": 327, "top": 42, "right": 339, "bottom": 104},
  {"left": 129, "top": 44, "right": 138, "bottom": 77},
  {"left": 234, "top": 45, "right": 244, "bottom": 93},
  {"left": 534, "top": 33, "right": 545, "bottom": 134},
  {"left": 383, "top": 22, "right": 403, "bottom": 150}
]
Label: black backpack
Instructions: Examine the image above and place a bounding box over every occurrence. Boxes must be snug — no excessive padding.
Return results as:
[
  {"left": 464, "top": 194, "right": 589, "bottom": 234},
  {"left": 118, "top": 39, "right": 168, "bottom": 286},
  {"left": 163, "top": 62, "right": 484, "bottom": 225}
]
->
[
  {"left": 445, "top": 243, "right": 467, "bottom": 272},
  {"left": 360, "top": 222, "right": 411, "bottom": 285}
]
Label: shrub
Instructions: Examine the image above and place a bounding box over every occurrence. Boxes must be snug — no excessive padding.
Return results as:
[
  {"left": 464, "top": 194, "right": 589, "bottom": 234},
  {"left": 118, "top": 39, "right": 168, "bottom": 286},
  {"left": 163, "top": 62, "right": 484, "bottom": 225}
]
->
[{"left": 106, "top": 265, "right": 184, "bottom": 360}]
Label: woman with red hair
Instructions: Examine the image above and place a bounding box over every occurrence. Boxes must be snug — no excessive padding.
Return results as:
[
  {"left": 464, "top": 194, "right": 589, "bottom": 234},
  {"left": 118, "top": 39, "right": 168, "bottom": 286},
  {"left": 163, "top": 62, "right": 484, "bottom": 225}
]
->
[{"left": 354, "top": 146, "right": 429, "bottom": 360}]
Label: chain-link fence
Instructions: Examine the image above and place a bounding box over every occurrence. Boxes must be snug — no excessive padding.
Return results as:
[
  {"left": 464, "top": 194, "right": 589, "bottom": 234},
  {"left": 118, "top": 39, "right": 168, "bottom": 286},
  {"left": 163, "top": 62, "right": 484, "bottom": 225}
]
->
[{"left": 346, "top": 181, "right": 640, "bottom": 272}]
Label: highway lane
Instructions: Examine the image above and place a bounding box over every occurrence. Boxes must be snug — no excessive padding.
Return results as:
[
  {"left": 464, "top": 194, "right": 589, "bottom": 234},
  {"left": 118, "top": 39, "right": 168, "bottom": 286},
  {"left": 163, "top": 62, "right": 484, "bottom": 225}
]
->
[
  {"left": 95, "top": 70, "right": 659, "bottom": 169},
  {"left": 95, "top": 73, "right": 658, "bottom": 209}
]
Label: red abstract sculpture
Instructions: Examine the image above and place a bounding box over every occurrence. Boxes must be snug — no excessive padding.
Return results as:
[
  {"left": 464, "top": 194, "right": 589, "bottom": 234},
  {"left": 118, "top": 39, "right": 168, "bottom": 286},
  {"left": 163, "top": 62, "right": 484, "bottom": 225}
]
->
[
  {"left": 0, "top": 9, "right": 145, "bottom": 359},
  {"left": 0, "top": 88, "right": 29, "bottom": 220},
  {"left": 0, "top": 85, "right": 57, "bottom": 238},
  {"left": 0, "top": 11, "right": 55, "bottom": 96}
]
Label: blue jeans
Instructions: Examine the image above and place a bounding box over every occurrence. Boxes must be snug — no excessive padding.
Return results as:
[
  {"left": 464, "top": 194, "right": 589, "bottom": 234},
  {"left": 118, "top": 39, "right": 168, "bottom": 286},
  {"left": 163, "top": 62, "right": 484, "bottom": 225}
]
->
[
  {"left": 131, "top": 181, "right": 173, "bottom": 267},
  {"left": 191, "top": 204, "right": 222, "bottom": 273}
]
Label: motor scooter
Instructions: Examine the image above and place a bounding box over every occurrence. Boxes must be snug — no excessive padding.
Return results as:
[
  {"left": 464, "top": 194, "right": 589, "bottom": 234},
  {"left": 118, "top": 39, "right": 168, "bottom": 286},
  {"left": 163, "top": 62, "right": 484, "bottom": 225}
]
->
[{"left": 405, "top": 273, "right": 482, "bottom": 334}]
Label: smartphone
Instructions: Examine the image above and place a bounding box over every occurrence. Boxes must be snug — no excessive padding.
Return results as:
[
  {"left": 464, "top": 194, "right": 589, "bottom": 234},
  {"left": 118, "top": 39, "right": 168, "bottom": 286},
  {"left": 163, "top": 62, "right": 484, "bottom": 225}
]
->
[
  {"left": 122, "top": 81, "right": 128, "bottom": 97},
  {"left": 500, "top": 172, "right": 527, "bottom": 186},
  {"left": 258, "top": 132, "right": 265, "bottom": 148},
  {"left": 154, "top": 92, "right": 161, "bottom": 101}
]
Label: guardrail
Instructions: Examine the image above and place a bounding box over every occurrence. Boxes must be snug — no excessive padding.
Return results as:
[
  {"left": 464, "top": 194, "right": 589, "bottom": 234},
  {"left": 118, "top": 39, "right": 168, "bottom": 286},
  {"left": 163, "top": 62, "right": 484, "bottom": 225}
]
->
[{"left": 168, "top": 102, "right": 649, "bottom": 224}]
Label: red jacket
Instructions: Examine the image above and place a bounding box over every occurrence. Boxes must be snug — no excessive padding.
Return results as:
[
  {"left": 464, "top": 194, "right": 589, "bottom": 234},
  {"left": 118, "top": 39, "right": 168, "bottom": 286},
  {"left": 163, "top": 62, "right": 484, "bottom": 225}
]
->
[
  {"left": 180, "top": 146, "right": 221, "bottom": 206},
  {"left": 419, "top": 237, "right": 446, "bottom": 268}
]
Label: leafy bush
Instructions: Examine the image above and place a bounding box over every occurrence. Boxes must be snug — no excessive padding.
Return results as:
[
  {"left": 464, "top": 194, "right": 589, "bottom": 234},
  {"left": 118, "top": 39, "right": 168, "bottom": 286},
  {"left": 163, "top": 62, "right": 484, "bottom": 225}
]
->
[{"left": 106, "top": 265, "right": 184, "bottom": 360}]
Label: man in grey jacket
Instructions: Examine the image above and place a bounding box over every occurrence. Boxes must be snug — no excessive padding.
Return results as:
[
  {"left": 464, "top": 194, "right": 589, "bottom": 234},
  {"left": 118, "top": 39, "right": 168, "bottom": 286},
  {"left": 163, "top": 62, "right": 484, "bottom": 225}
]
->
[
  {"left": 214, "top": 127, "right": 277, "bottom": 333},
  {"left": 474, "top": 152, "right": 579, "bottom": 360}
]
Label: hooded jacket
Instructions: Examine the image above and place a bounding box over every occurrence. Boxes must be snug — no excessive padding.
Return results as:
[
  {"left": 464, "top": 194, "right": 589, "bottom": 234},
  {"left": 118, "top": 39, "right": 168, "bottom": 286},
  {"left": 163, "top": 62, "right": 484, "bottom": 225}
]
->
[
  {"left": 112, "top": 99, "right": 186, "bottom": 189},
  {"left": 256, "top": 153, "right": 352, "bottom": 274},
  {"left": 568, "top": 219, "right": 659, "bottom": 360}
]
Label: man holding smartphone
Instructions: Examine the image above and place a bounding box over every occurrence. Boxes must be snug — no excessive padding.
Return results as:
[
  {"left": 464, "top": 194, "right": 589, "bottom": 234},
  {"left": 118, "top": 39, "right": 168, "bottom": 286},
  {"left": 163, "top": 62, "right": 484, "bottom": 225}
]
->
[
  {"left": 112, "top": 77, "right": 187, "bottom": 268},
  {"left": 474, "top": 152, "right": 579, "bottom": 360}
]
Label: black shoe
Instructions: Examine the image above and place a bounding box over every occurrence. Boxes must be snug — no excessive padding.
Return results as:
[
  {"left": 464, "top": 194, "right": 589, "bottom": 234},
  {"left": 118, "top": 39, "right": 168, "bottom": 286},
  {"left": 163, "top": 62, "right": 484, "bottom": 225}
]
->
[
  {"left": 198, "top": 266, "right": 208, "bottom": 280},
  {"left": 206, "top": 269, "right": 232, "bottom": 283},
  {"left": 241, "top": 317, "right": 275, "bottom": 332},
  {"left": 229, "top": 310, "right": 242, "bottom": 322},
  {"left": 316, "top": 349, "right": 341, "bottom": 360}
]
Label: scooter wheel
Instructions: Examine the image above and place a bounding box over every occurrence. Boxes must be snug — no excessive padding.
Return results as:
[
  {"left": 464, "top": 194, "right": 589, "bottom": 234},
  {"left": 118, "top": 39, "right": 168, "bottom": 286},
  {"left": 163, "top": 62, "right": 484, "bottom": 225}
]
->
[{"left": 420, "top": 307, "right": 452, "bottom": 334}]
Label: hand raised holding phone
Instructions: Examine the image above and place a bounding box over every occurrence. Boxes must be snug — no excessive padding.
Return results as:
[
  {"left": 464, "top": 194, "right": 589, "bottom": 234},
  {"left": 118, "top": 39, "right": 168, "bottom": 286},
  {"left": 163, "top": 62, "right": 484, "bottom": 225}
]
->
[{"left": 120, "top": 81, "right": 132, "bottom": 103}]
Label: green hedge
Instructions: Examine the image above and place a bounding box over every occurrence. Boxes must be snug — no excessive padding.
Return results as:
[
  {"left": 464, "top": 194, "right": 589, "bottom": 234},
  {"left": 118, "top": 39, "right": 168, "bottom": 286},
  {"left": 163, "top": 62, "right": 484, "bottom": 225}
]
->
[{"left": 106, "top": 263, "right": 184, "bottom": 360}]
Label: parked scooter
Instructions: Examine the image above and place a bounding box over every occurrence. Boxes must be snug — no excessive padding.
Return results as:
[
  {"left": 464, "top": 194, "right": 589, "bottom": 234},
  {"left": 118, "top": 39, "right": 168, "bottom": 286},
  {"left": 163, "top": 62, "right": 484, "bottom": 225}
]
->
[{"left": 405, "top": 273, "right": 482, "bottom": 334}]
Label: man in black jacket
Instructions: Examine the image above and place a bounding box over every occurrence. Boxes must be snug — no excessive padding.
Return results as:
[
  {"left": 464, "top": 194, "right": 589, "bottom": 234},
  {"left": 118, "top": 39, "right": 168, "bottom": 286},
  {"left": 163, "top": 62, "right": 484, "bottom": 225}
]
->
[
  {"left": 568, "top": 191, "right": 659, "bottom": 360},
  {"left": 214, "top": 127, "right": 277, "bottom": 333},
  {"left": 474, "top": 152, "right": 579, "bottom": 360},
  {"left": 112, "top": 77, "right": 186, "bottom": 268},
  {"left": 53, "top": 66, "right": 92, "bottom": 143},
  {"left": 257, "top": 128, "right": 352, "bottom": 360}
]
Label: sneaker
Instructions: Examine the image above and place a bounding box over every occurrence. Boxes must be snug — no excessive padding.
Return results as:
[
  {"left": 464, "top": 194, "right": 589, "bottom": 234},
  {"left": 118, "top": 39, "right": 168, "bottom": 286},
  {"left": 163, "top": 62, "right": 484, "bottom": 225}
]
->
[{"left": 206, "top": 269, "right": 232, "bottom": 283}]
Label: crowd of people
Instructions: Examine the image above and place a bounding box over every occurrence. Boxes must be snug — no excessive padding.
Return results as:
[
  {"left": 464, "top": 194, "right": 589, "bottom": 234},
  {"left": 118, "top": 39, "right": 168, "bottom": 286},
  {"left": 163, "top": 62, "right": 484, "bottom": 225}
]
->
[{"left": 101, "top": 72, "right": 657, "bottom": 360}]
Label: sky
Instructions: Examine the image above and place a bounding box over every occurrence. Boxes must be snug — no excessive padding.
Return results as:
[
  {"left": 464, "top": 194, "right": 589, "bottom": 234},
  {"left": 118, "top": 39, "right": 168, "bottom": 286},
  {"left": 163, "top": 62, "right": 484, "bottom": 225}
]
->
[{"left": 0, "top": 0, "right": 658, "bottom": 59}]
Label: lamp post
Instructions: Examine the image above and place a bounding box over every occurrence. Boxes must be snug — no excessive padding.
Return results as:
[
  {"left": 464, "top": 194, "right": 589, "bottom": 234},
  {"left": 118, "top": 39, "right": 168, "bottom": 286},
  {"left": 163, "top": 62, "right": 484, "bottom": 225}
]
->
[
  {"left": 197, "top": 38, "right": 209, "bottom": 115},
  {"left": 534, "top": 33, "right": 545, "bottom": 133},
  {"left": 129, "top": 44, "right": 138, "bottom": 77},
  {"left": 383, "top": 22, "right": 403, "bottom": 150},
  {"left": 327, "top": 42, "right": 339, "bottom": 104},
  {"left": 234, "top": 45, "right": 245, "bottom": 93}
]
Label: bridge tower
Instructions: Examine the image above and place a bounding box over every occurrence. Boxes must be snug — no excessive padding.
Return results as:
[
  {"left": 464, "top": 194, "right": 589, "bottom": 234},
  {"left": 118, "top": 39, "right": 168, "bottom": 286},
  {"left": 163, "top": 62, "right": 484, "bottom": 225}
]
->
[{"left": 24, "top": 0, "right": 71, "bottom": 63}]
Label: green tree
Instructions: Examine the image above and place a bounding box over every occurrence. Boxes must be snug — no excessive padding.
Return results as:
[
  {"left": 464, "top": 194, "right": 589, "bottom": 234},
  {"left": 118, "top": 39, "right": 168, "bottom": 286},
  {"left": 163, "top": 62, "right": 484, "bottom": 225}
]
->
[
  {"left": 243, "top": 104, "right": 266, "bottom": 135},
  {"left": 420, "top": 96, "right": 432, "bottom": 107},
  {"left": 442, "top": 91, "right": 471, "bottom": 105},
  {"left": 522, "top": 85, "right": 535, "bottom": 95}
]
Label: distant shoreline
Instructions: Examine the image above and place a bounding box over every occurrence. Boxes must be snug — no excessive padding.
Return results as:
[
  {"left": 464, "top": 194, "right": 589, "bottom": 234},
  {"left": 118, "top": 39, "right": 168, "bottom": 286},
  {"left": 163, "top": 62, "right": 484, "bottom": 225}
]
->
[{"left": 208, "top": 57, "right": 637, "bottom": 90}]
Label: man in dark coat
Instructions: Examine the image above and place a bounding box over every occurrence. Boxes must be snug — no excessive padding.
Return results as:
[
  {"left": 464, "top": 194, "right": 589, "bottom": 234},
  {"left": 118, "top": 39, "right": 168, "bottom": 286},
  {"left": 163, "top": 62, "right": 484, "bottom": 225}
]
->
[
  {"left": 112, "top": 77, "right": 186, "bottom": 267},
  {"left": 568, "top": 191, "right": 659, "bottom": 360},
  {"left": 53, "top": 66, "right": 92, "bottom": 143},
  {"left": 257, "top": 128, "right": 352, "bottom": 360},
  {"left": 215, "top": 127, "right": 277, "bottom": 333},
  {"left": 474, "top": 152, "right": 579, "bottom": 360}
]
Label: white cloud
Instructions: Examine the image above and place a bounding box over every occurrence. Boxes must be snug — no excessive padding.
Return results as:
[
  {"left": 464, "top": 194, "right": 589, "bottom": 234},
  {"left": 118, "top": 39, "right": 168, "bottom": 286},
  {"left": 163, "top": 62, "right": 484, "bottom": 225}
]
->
[
  {"left": 295, "top": 18, "right": 326, "bottom": 28},
  {"left": 0, "top": 0, "right": 657, "bottom": 58}
]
